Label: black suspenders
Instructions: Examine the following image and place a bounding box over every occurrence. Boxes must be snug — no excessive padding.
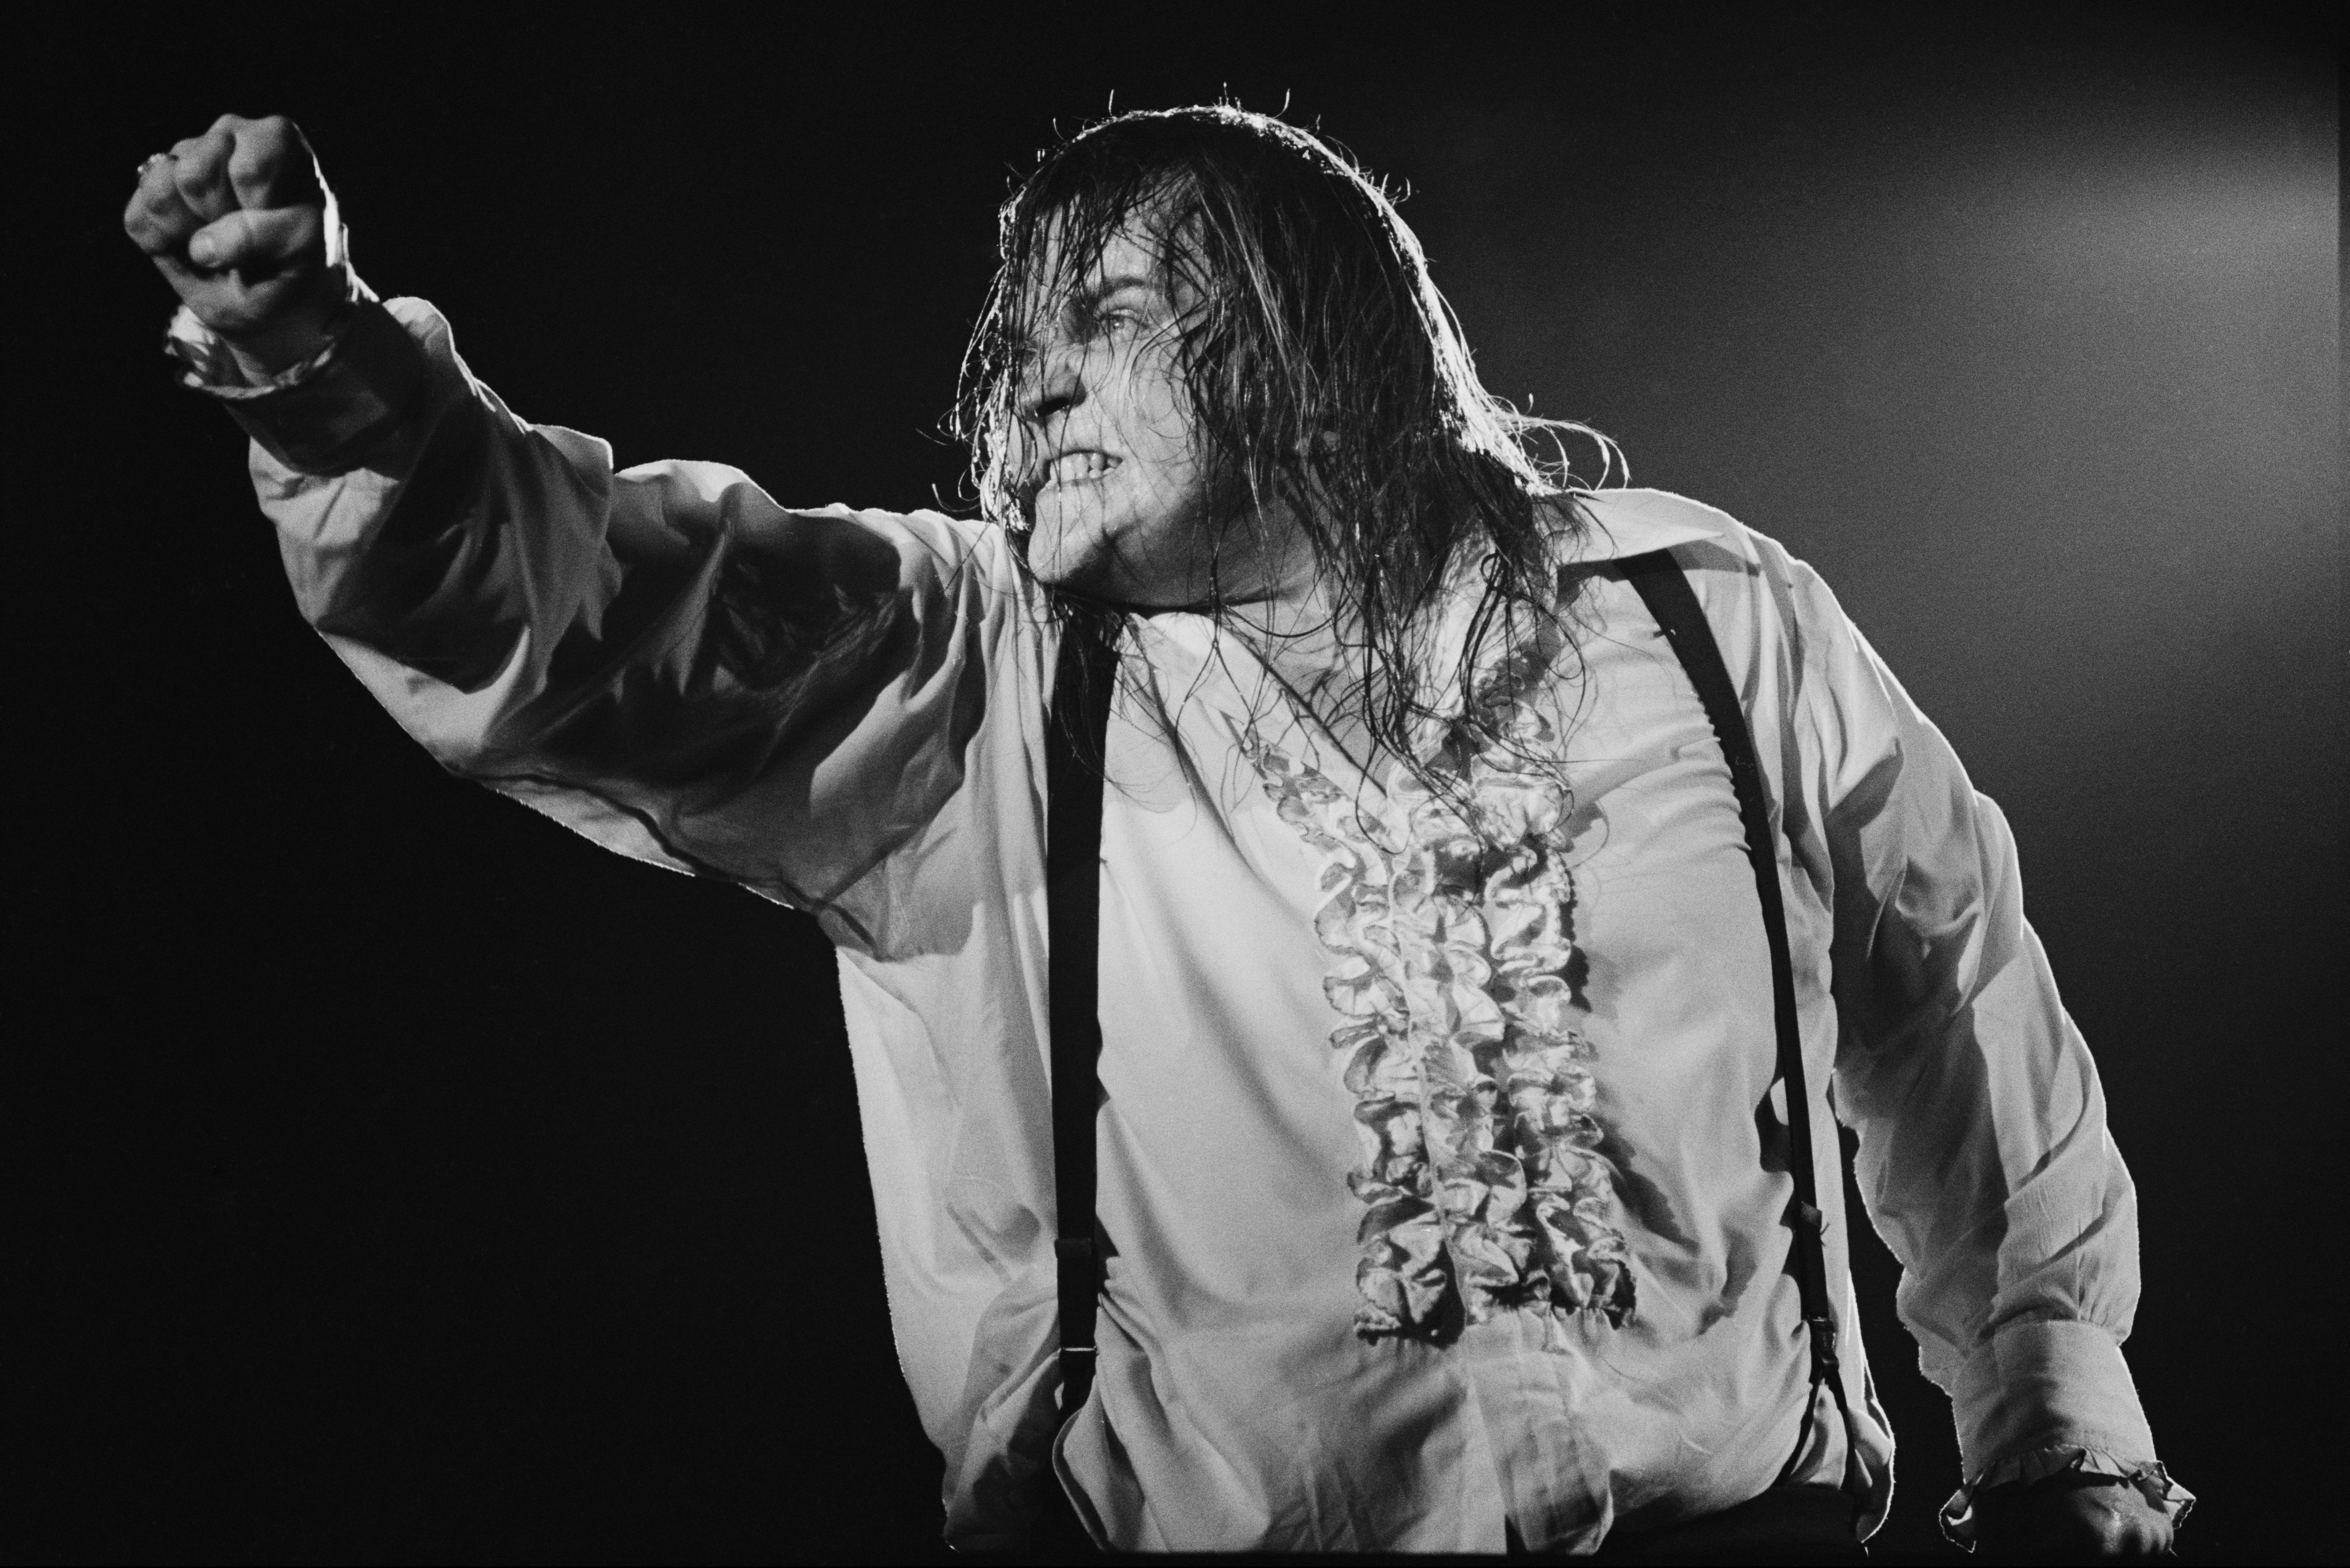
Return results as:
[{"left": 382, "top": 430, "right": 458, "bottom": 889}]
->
[
  {"left": 1043, "top": 551, "right": 1861, "bottom": 1492},
  {"left": 1045, "top": 613, "right": 1116, "bottom": 1423},
  {"left": 1616, "top": 549, "right": 1865, "bottom": 1496}
]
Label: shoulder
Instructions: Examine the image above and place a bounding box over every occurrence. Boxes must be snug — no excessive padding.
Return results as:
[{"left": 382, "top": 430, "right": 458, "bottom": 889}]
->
[
  {"left": 1556, "top": 487, "right": 1862, "bottom": 672},
  {"left": 822, "top": 505, "right": 1037, "bottom": 612},
  {"left": 1559, "top": 486, "right": 1777, "bottom": 571},
  {"left": 1565, "top": 487, "right": 1842, "bottom": 604}
]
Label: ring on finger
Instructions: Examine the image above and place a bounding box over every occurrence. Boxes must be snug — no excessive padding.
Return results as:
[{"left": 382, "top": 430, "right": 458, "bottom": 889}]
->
[{"left": 137, "top": 151, "right": 174, "bottom": 178}]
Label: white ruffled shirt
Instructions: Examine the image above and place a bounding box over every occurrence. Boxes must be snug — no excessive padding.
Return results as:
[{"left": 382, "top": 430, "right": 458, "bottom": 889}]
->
[{"left": 187, "top": 292, "right": 2187, "bottom": 1552}]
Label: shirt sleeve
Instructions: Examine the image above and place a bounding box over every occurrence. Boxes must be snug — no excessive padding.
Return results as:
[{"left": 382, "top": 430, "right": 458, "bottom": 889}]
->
[
  {"left": 1787, "top": 557, "right": 2193, "bottom": 1538},
  {"left": 179, "top": 288, "right": 1029, "bottom": 911}
]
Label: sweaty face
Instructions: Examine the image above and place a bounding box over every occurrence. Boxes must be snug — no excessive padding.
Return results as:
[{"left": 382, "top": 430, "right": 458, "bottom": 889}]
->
[{"left": 1011, "top": 225, "right": 1228, "bottom": 606}]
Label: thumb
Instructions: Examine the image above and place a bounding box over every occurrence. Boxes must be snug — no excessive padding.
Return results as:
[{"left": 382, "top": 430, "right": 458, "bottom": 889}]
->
[{"left": 188, "top": 204, "right": 324, "bottom": 272}]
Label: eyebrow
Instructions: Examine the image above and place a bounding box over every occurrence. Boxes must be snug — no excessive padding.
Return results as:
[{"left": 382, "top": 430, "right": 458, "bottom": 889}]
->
[{"left": 1074, "top": 272, "right": 1160, "bottom": 309}]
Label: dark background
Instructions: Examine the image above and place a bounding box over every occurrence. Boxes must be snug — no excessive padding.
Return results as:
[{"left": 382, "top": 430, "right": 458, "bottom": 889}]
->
[{"left": 9, "top": 4, "right": 2339, "bottom": 1564}]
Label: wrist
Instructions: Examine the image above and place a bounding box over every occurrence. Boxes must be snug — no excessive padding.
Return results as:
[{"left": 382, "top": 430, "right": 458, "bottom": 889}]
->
[
  {"left": 220, "top": 264, "right": 360, "bottom": 380},
  {"left": 170, "top": 266, "right": 377, "bottom": 396},
  {"left": 225, "top": 324, "right": 330, "bottom": 381}
]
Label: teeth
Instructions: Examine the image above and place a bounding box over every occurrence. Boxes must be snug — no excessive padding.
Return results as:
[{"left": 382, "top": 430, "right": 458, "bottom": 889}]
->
[{"left": 1047, "top": 451, "right": 1115, "bottom": 487}]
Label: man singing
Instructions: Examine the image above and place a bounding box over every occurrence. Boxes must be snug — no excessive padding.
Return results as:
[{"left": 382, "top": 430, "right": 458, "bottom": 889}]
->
[{"left": 126, "top": 105, "right": 2189, "bottom": 1559}]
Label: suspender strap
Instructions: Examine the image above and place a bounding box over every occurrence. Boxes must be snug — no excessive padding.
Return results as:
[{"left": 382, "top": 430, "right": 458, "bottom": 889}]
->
[
  {"left": 1045, "top": 613, "right": 1115, "bottom": 1425},
  {"left": 1617, "top": 548, "right": 1863, "bottom": 1497}
]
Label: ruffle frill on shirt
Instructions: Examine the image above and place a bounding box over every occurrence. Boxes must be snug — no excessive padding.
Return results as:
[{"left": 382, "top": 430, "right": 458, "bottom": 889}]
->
[
  {"left": 1938, "top": 1446, "right": 2196, "bottom": 1545},
  {"left": 1241, "top": 696, "right": 1634, "bottom": 1346}
]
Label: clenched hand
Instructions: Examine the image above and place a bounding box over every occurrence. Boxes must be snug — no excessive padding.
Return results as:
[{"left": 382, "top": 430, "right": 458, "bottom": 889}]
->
[{"left": 123, "top": 114, "right": 349, "bottom": 377}]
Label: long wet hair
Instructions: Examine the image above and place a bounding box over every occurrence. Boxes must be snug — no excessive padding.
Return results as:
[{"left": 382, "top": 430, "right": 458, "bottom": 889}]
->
[{"left": 954, "top": 105, "right": 1617, "bottom": 775}]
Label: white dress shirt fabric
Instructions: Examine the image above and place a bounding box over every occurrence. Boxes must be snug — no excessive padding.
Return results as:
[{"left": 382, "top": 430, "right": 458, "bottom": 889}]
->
[{"left": 183, "top": 292, "right": 2185, "bottom": 1553}]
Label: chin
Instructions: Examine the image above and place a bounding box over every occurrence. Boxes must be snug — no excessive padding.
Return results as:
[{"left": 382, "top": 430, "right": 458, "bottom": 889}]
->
[
  {"left": 1030, "top": 545, "right": 1132, "bottom": 602},
  {"left": 1025, "top": 497, "right": 1115, "bottom": 589},
  {"left": 1024, "top": 487, "right": 1209, "bottom": 607}
]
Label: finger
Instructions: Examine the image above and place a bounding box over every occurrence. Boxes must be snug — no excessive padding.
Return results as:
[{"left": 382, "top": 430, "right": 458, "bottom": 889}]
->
[
  {"left": 226, "top": 115, "right": 322, "bottom": 211},
  {"left": 170, "top": 130, "right": 238, "bottom": 223},
  {"left": 124, "top": 153, "right": 206, "bottom": 254},
  {"left": 188, "top": 205, "right": 322, "bottom": 273}
]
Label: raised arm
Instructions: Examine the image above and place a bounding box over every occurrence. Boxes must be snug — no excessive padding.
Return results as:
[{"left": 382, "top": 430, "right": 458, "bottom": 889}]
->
[
  {"left": 126, "top": 116, "right": 1029, "bottom": 910},
  {"left": 1789, "top": 560, "right": 2189, "bottom": 1558}
]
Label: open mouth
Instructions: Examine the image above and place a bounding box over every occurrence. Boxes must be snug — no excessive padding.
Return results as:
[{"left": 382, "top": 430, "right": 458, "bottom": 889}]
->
[{"left": 1034, "top": 450, "right": 1121, "bottom": 493}]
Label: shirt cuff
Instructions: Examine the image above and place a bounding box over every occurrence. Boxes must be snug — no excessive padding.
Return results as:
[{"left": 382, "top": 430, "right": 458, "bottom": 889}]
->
[
  {"left": 1941, "top": 1318, "right": 2193, "bottom": 1543},
  {"left": 1938, "top": 1446, "right": 2195, "bottom": 1544},
  {"left": 163, "top": 274, "right": 426, "bottom": 474}
]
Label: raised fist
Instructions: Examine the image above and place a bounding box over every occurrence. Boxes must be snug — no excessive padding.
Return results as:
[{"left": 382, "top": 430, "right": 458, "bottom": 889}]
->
[{"left": 124, "top": 114, "right": 351, "bottom": 375}]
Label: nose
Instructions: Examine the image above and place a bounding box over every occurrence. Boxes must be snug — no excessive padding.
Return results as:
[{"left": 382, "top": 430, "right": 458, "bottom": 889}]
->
[{"left": 1016, "top": 338, "right": 1084, "bottom": 425}]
